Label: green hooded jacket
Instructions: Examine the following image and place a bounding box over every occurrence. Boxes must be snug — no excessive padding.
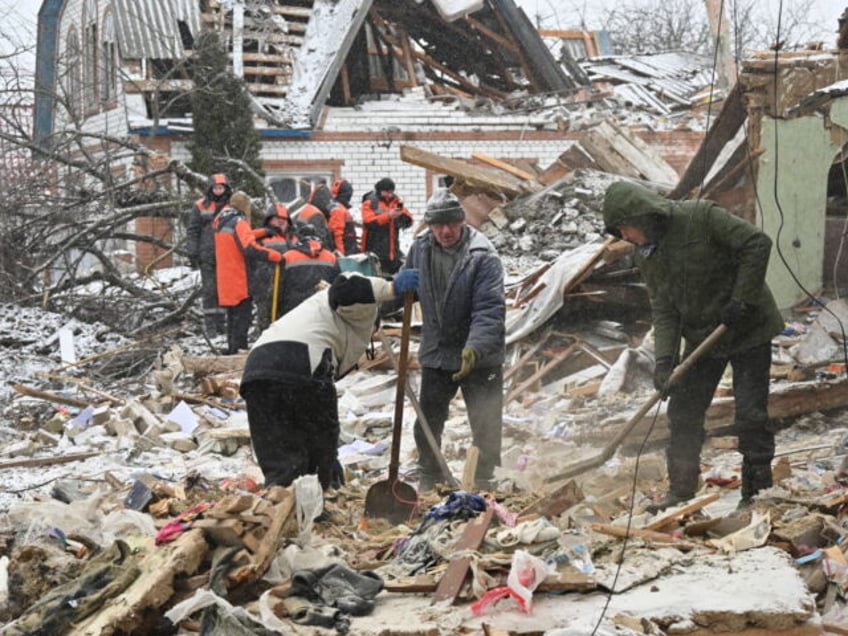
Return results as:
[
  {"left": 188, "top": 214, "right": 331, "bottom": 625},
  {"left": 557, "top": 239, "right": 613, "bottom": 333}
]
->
[{"left": 602, "top": 182, "right": 783, "bottom": 360}]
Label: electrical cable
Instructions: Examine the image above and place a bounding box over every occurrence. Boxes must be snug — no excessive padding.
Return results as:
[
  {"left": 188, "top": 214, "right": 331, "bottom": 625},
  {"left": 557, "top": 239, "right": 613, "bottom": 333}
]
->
[
  {"left": 732, "top": 0, "right": 848, "bottom": 375},
  {"left": 831, "top": 150, "right": 848, "bottom": 300},
  {"left": 591, "top": 4, "right": 848, "bottom": 633},
  {"left": 589, "top": 399, "right": 665, "bottom": 636},
  {"left": 590, "top": 3, "right": 726, "bottom": 631}
]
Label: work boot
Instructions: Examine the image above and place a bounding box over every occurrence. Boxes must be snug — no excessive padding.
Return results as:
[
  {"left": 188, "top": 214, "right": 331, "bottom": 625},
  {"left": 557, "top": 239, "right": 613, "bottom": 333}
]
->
[
  {"left": 739, "top": 462, "right": 773, "bottom": 508},
  {"left": 645, "top": 492, "right": 691, "bottom": 514},
  {"left": 418, "top": 472, "right": 438, "bottom": 493}
]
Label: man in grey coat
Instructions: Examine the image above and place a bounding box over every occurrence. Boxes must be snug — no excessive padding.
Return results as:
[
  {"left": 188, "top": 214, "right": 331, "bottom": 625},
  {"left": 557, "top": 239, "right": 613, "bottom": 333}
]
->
[{"left": 402, "top": 189, "right": 506, "bottom": 491}]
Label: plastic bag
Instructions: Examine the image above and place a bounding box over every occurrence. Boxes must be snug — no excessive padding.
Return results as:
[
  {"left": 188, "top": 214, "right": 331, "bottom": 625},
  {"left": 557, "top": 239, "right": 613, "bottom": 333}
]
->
[
  {"left": 294, "top": 474, "right": 324, "bottom": 545},
  {"left": 470, "top": 549, "right": 550, "bottom": 615}
]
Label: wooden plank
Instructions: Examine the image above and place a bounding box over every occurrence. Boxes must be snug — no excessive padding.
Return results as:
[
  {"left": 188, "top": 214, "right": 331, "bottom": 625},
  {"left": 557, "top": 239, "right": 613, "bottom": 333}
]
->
[
  {"left": 227, "top": 486, "right": 295, "bottom": 590},
  {"left": 181, "top": 353, "right": 247, "bottom": 376},
  {"left": 245, "top": 83, "right": 289, "bottom": 95},
  {"left": 519, "top": 478, "right": 584, "bottom": 518},
  {"left": 124, "top": 79, "right": 194, "bottom": 94},
  {"left": 581, "top": 129, "right": 641, "bottom": 179},
  {"left": 597, "top": 120, "right": 679, "bottom": 185},
  {"left": 11, "top": 383, "right": 92, "bottom": 408},
  {"left": 669, "top": 82, "right": 745, "bottom": 199},
  {"left": 471, "top": 152, "right": 537, "bottom": 181},
  {"left": 0, "top": 452, "right": 99, "bottom": 471},
  {"left": 268, "top": 5, "right": 313, "bottom": 19},
  {"left": 69, "top": 530, "right": 209, "bottom": 635},
  {"left": 240, "top": 52, "right": 292, "bottom": 64},
  {"left": 562, "top": 236, "right": 617, "bottom": 297},
  {"left": 591, "top": 522, "right": 696, "bottom": 545},
  {"left": 464, "top": 15, "right": 519, "bottom": 53},
  {"left": 461, "top": 446, "right": 480, "bottom": 491},
  {"left": 623, "top": 377, "right": 848, "bottom": 450},
  {"left": 538, "top": 143, "right": 597, "bottom": 185},
  {"left": 644, "top": 493, "right": 721, "bottom": 531},
  {"left": 242, "top": 66, "right": 293, "bottom": 77},
  {"left": 400, "top": 145, "right": 528, "bottom": 196},
  {"left": 506, "top": 342, "right": 579, "bottom": 403},
  {"left": 504, "top": 330, "right": 555, "bottom": 384},
  {"left": 565, "top": 379, "right": 602, "bottom": 397},
  {"left": 432, "top": 505, "right": 494, "bottom": 604},
  {"left": 411, "top": 49, "right": 507, "bottom": 101},
  {"left": 703, "top": 148, "right": 765, "bottom": 200}
]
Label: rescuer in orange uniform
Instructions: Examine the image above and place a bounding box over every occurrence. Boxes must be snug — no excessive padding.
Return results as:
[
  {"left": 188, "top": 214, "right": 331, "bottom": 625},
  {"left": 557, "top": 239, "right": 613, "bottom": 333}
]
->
[{"left": 212, "top": 191, "right": 283, "bottom": 354}]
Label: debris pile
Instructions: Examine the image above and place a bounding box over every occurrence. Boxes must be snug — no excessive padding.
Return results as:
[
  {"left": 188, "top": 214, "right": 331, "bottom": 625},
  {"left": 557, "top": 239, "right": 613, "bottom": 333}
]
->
[{"left": 2, "top": 280, "right": 848, "bottom": 632}]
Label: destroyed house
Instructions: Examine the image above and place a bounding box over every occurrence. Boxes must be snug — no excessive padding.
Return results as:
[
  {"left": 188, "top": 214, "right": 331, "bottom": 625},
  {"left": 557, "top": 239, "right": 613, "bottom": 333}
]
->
[
  {"left": 33, "top": 0, "right": 707, "bottom": 271},
  {"left": 669, "top": 49, "right": 848, "bottom": 309},
  {"left": 33, "top": 0, "right": 575, "bottom": 211}
]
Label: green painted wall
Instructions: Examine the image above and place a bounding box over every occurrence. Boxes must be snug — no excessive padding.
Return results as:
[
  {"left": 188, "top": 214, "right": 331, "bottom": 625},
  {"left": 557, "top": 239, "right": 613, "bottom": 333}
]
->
[{"left": 758, "top": 112, "right": 841, "bottom": 309}]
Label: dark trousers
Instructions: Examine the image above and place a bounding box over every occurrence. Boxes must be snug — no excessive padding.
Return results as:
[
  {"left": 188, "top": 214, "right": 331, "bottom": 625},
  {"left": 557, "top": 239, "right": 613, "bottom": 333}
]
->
[
  {"left": 225, "top": 298, "right": 253, "bottom": 355},
  {"left": 200, "top": 260, "right": 226, "bottom": 335},
  {"left": 242, "top": 379, "right": 340, "bottom": 489},
  {"left": 666, "top": 341, "right": 775, "bottom": 497},
  {"left": 415, "top": 365, "right": 503, "bottom": 483}
]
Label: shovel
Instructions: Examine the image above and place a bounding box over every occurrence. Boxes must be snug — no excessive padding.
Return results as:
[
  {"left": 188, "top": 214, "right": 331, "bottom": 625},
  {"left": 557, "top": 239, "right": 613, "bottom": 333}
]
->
[
  {"left": 545, "top": 324, "right": 728, "bottom": 484},
  {"left": 364, "top": 292, "right": 419, "bottom": 523},
  {"left": 378, "top": 331, "right": 459, "bottom": 489}
]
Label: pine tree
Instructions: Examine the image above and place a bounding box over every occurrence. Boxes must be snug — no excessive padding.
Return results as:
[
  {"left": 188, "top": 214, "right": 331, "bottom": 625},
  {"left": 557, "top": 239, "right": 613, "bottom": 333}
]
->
[{"left": 187, "top": 31, "right": 264, "bottom": 196}]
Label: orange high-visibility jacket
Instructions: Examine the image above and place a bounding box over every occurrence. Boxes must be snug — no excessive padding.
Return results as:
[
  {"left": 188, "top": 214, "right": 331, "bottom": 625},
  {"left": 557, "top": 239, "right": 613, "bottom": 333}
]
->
[{"left": 213, "top": 206, "right": 282, "bottom": 306}]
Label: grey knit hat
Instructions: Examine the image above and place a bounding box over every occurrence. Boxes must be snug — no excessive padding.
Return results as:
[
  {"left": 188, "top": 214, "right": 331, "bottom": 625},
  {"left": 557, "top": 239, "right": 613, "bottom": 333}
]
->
[{"left": 423, "top": 189, "right": 465, "bottom": 224}]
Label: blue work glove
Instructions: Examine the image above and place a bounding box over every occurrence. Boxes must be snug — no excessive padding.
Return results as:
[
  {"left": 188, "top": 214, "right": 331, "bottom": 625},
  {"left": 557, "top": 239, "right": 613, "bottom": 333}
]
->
[
  {"left": 393, "top": 269, "right": 419, "bottom": 295},
  {"left": 452, "top": 347, "right": 478, "bottom": 382}
]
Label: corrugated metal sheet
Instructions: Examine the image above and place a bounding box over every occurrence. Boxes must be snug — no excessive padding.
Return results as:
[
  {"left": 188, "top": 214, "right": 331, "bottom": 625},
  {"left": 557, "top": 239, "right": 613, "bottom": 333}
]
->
[
  {"left": 612, "top": 84, "right": 672, "bottom": 115},
  {"left": 582, "top": 51, "right": 714, "bottom": 112},
  {"left": 114, "top": 0, "right": 201, "bottom": 60}
]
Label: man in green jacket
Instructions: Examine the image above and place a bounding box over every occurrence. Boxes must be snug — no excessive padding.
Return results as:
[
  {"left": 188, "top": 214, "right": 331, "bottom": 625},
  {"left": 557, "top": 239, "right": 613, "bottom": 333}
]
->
[{"left": 602, "top": 182, "right": 784, "bottom": 511}]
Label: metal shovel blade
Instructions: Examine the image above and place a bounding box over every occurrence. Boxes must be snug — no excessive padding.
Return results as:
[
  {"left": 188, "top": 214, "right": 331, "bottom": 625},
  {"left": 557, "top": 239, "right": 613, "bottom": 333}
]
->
[{"left": 363, "top": 479, "right": 418, "bottom": 525}]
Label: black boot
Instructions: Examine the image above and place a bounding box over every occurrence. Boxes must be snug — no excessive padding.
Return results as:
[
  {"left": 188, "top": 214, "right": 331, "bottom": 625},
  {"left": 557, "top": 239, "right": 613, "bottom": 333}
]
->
[
  {"left": 647, "top": 454, "right": 700, "bottom": 514},
  {"left": 646, "top": 492, "right": 691, "bottom": 514},
  {"left": 739, "top": 462, "right": 773, "bottom": 508}
]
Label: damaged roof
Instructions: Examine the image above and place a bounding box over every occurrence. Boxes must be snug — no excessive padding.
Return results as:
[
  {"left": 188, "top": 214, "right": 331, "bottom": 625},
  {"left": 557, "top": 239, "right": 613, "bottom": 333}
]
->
[
  {"left": 34, "top": 0, "right": 574, "bottom": 139},
  {"left": 583, "top": 51, "right": 718, "bottom": 114}
]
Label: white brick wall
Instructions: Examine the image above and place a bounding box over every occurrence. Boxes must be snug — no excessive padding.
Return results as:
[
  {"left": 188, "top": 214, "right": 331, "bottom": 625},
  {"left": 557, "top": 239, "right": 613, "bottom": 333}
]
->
[{"left": 173, "top": 136, "right": 566, "bottom": 217}]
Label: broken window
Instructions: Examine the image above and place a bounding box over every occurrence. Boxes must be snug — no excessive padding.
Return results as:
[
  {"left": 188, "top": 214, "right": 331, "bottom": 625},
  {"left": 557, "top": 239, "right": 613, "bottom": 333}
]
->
[{"left": 268, "top": 172, "right": 334, "bottom": 207}]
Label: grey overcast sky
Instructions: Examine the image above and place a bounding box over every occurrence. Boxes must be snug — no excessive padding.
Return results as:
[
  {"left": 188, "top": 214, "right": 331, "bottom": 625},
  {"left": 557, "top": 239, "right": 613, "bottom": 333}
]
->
[
  {"left": 1, "top": 1, "right": 844, "bottom": 69},
  {"left": 518, "top": 0, "right": 843, "bottom": 45}
]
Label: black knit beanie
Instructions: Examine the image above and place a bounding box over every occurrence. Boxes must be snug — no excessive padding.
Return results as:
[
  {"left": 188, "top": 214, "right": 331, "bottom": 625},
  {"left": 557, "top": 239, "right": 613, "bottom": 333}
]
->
[{"left": 328, "top": 274, "right": 376, "bottom": 309}]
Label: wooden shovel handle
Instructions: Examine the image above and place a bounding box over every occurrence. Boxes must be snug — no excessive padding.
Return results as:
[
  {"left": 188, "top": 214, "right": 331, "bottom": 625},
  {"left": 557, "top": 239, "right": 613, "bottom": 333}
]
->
[
  {"left": 388, "top": 292, "right": 414, "bottom": 481},
  {"left": 544, "top": 324, "right": 728, "bottom": 483}
]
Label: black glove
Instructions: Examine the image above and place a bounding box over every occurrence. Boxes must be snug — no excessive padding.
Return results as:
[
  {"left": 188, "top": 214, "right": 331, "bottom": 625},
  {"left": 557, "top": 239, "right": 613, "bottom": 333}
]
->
[
  {"left": 654, "top": 356, "right": 674, "bottom": 396},
  {"left": 721, "top": 299, "right": 749, "bottom": 326},
  {"left": 266, "top": 225, "right": 283, "bottom": 237}
]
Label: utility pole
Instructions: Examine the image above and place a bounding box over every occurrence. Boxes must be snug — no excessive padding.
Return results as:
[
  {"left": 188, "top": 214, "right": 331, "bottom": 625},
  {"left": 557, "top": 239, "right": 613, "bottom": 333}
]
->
[{"left": 704, "top": 0, "right": 737, "bottom": 91}]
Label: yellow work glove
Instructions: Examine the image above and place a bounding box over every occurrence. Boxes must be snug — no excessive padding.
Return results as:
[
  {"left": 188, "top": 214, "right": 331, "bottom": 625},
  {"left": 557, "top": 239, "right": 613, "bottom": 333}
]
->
[{"left": 452, "top": 347, "right": 477, "bottom": 382}]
